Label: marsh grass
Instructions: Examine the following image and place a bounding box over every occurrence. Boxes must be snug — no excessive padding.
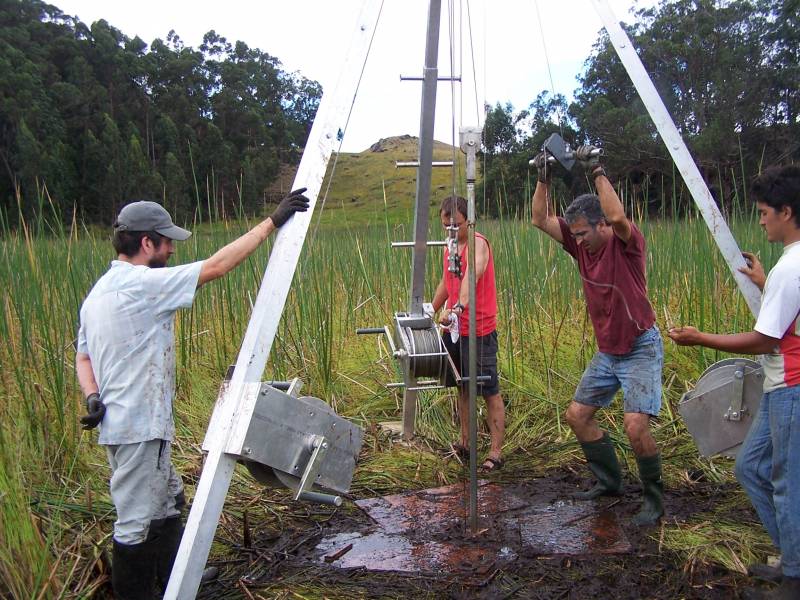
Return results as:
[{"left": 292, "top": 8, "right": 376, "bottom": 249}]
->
[{"left": 0, "top": 174, "right": 782, "bottom": 597}]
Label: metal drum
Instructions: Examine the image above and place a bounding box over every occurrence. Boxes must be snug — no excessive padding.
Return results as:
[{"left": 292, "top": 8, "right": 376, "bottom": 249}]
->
[{"left": 678, "top": 358, "right": 763, "bottom": 458}]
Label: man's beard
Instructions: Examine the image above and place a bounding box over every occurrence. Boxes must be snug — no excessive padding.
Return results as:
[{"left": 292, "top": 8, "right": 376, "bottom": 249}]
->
[{"left": 148, "top": 257, "right": 168, "bottom": 268}]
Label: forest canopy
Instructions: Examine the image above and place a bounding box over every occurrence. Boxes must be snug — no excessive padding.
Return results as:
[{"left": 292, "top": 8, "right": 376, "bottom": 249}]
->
[{"left": 0, "top": 0, "right": 322, "bottom": 224}]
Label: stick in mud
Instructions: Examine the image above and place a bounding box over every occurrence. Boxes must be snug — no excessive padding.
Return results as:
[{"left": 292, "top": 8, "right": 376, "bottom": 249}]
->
[{"left": 324, "top": 543, "right": 354, "bottom": 563}]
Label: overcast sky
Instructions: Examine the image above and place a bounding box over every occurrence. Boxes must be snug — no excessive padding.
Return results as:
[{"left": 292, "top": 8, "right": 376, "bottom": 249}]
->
[{"left": 53, "top": 0, "right": 659, "bottom": 152}]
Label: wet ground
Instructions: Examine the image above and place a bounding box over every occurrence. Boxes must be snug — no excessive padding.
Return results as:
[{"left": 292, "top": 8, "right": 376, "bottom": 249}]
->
[{"left": 196, "top": 468, "right": 761, "bottom": 599}]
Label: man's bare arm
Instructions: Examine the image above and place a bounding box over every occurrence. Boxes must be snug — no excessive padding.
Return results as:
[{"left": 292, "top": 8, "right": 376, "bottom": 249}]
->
[
  {"left": 75, "top": 352, "right": 99, "bottom": 396},
  {"left": 668, "top": 327, "right": 778, "bottom": 355},
  {"left": 531, "top": 181, "right": 563, "bottom": 243},
  {"left": 595, "top": 174, "right": 632, "bottom": 243},
  {"left": 198, "top": 218, "right": 277, "bottom": 286}
]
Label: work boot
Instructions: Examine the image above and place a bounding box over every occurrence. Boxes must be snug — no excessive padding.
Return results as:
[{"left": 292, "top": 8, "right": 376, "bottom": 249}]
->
[
  {"left": 743, "top": 576, "right": 800, "bottom": 599},
  {"left": 154, "top": 516, "right": 219, "bottom": 588},
  {"left": 112, "top": 538, "right": 157, "bottom": 600},
  {"left": 574, "top": 432, "right": 623, "bottom": 500},
  {"left": 632, "top": 453, "right": 664, "bottom": 526},
  {"left": 748, "top": 562, "right": 783, "bottom": 584}
]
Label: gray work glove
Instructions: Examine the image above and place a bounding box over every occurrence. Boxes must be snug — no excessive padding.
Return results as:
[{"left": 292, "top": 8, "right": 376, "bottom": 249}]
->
[
  {"left": 575, "top": 144, "right": 605, "bottom": 181},
  {"left": 81, "top": 392, "right": 106, "bottom": 430},
  {"left": 269, "top": 187, "right": 310, "bottom": 227},
  {"left": 532, "top": 151, "right": 551, "bottom": 183},
  {"left": 575, "top": 144, "right": 602, "bottom": 170}
]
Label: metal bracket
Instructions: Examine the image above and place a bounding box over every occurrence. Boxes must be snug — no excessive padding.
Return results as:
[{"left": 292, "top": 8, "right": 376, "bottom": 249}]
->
[{"left": 724, "top": 362, "right": 747, "bottom": 421}]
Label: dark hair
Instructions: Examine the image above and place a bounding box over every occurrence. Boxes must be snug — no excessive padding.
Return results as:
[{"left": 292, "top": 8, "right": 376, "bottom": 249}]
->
[
  {"left": 112, "top": 230, "right": 165, "bottom": 256},
  {"left": 440, "top": 195, "right": 468, "bottom": 220},
  {"left": 564, "top": 193, "right": 605, "bottom": 226},
  {"left": 751, "top": 165, "right": 800, "bottom": 227}
]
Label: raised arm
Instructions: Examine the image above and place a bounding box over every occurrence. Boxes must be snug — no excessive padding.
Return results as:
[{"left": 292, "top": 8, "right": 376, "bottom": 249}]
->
[
  {"left": 198, "top": 188, "right": 309, "bottom": 286},
  {"left": 576, "top": 145, "right": 631, "bottom": 243},
  {"left": 530, "top": 153, "right": 563, "bottom": 243}
]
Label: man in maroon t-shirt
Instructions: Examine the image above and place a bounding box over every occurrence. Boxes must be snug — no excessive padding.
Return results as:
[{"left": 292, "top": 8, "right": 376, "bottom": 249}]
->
[{"left": 530, "top": 146, "right": 664, "bottom": 526}]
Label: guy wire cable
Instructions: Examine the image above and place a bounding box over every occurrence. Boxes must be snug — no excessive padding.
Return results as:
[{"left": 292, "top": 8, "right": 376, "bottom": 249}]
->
[
  {"left": 448, "top": 0, "right": 459, "bottom": 199},
  {"left": 307, "top": 0, "right": 386, "bottom": 248},
  {"left": 532, "top": 0, "right": 566, "bottom": 140}
]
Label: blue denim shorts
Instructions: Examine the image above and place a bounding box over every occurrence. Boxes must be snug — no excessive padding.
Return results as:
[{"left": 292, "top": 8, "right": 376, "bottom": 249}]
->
[{"left": 574, "top": 325, "right": 663, "bottom": 416}]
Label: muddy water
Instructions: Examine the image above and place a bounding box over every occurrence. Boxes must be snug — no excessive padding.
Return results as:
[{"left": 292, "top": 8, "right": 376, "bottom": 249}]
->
[{"left": 314, "top": 482, "right": 630, "bottom": 576}]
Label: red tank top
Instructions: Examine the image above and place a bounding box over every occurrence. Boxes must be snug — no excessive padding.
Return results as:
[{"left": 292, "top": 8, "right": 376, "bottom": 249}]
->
[{"left": 443, "top": 232, "right": 497, "bottom": 336}]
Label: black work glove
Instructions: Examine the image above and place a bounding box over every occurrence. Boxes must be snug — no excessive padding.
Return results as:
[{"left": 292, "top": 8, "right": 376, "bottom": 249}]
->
[
  {"left": 269, "top": 187, "right": 310, "bottom": 228},
  {"left": 532, "top": 151, "right": 552, "bottom": 184},
  {"left": 80, "top": 392, "right": 106, "bottom": 430},
  {"left": 575, "top": 144, "right": 605, "bottom": 180}
]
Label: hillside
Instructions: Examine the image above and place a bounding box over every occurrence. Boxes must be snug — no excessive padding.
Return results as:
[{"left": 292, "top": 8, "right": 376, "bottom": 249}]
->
[{"left": 291, "top": 135, "right": 471, "bottom": 227}]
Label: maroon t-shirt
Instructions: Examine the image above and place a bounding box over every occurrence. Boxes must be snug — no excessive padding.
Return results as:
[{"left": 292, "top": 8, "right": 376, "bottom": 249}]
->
[{"left": 559, "top": 217, "right": 655, "bottom": 355}]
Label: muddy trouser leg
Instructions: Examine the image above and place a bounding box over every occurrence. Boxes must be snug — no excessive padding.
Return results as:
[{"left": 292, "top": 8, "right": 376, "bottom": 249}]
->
[{"left": 106, "top": 440, "right": 182, "bottom": 598}]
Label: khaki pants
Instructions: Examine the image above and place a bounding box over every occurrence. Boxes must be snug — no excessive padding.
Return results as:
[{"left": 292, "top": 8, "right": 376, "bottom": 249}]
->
[{"left": 105, "top": 439, "right": 183, "bottom": 544}]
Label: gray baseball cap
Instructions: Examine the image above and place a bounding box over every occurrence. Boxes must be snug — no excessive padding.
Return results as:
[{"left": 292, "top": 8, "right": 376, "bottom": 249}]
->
[{"left": 114, "top": 201, "right": 192, "bottom": 241}]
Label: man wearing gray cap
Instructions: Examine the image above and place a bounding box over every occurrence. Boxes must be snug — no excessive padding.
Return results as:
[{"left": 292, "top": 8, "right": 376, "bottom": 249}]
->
[{"left": 75, "top": 190, "right": 309, "bottom": 599}]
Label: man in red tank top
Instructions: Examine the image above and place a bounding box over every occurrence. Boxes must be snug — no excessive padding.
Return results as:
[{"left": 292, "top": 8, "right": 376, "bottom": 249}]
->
[
  {"left": 531, "top": 147, "right": 664, "bottom": 526},
  {"left": 431, "top": 196, "right": 504, "bottom": 472}
]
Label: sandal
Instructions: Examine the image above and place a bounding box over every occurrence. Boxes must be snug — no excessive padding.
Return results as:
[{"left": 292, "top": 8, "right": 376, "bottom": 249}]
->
[
  {"left": 480, "top": 457, "right": 504, "bottom": 472},
  {"left": 452, "top": 443, "right": 470, "bottom": 461}
]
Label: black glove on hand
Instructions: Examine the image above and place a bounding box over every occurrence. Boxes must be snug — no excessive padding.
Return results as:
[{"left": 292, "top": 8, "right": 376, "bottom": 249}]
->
[
  {"left": 269, "top": 187, "right": 310, "bottom": 227},
  {"left": 532, "top": 151, "right": 551, "bottom": 184},
  {"left": 81, "top": 392, "right": 106, "bottom": 430},
  {"left": 575, "top": 145, "right": 605, "bottom": 180}
]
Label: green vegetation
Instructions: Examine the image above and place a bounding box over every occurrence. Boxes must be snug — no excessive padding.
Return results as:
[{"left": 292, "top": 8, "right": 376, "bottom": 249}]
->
[
  {"left": 481, "top": 0, "right": 799, "bottom": 217},
  {"left": 0, "top": 155, "right": 782, "bottom": 595},
  {"left": 0, "top": 0, "right": 321, "bottom": 226}
]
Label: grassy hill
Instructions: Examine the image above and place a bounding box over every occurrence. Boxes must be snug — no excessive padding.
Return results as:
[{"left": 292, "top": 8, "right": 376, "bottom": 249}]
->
[{"left": 314, "top": 135, "right": 470, "bottom": 227}]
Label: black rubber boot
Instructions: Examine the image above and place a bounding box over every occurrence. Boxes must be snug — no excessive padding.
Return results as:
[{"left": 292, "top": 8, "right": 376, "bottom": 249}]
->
[
  {"left": 574, "top": 432, "right": 623, "bottom": 500},
  {"left": 112, "top": 538, "right": 157, "bottom": 600},
  {"left": 743, "top": 576, "right": 800, "bottom": 599},
  {"left": 155, "top": 517, "right": 183, "bottom": 588},
  {"left": 632, "top": 453, "right": 664, "bottom": 526},
  {"left": 154, "top": 517, "right": 219, "bottom": 588},
  {"left": 748, "top": 562, "right": 783, "bottom": 584}
]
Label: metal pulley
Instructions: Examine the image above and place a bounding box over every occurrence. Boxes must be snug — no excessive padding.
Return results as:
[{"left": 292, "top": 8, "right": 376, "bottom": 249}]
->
[{"left": 678, "top": 358, "right": 763, "bottom": 458}]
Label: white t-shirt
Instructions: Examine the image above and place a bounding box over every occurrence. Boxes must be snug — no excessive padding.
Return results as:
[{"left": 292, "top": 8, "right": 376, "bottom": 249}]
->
[
  {"left": 754, "top": 241, "right": 800, "bottom": 392},
  {"left": 77, "top": 260, "right": 203, "bottom": 445}
]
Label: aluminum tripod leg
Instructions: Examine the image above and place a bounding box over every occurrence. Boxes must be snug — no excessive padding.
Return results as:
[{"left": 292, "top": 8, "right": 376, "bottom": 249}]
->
[
  {"left": 591, "top": 0, "right": 761, "bottom": 317},
  {"left": 163, "top": 3, "right": 383, "bottom": 597}
]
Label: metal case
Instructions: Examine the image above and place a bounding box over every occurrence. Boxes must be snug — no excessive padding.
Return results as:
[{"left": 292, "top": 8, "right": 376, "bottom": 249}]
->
[
  {"left": 238, "top": 385, "right": 363, "bottom": 494},
  {"left": 678, "top": 358, "right": 763, "bottom": 458}
]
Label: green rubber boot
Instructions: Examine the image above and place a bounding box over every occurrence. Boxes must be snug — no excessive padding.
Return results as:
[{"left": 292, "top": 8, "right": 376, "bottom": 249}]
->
[
  {"left": 632, "top": 453, "right": 664, "bottom": 526},
  {"left": 574, "top": 432, "right": 623, "bottom": 500}
]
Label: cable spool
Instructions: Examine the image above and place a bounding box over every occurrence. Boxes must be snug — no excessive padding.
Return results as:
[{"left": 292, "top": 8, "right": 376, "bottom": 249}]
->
[{"left": 407, "top": 327, "right": 447, "bottom": 379}]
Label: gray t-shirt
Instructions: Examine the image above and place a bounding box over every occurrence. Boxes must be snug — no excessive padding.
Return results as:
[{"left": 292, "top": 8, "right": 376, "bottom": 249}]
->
[{"left": 77, "top": 260, "right": 202, "bottom": 445}]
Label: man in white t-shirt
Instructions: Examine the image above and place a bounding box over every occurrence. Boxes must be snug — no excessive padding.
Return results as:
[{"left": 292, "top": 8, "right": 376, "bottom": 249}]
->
[
  {"left": 669, "top": 165, "right": 800, "bottom": 599},
  {"left": 76, "top": 191, "right": 309, "bottom": 599}
]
